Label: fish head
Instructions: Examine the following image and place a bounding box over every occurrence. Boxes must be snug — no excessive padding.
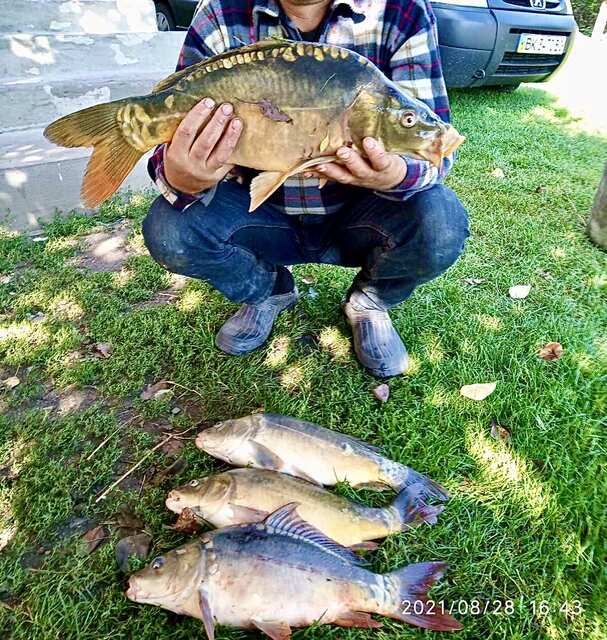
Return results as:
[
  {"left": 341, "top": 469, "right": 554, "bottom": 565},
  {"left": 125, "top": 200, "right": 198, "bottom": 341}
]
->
[
  {"left": 126, "top": 541, "right": 205, "bottom": 612},
  {"left": 196, "top": 417, "right": 258, "bottom": 464},
  {"left": 166, "top": 473, "right": 233, "bottom": 516},
  {"left": 374, "top": 85, "right": 465, "bottom": 167}
]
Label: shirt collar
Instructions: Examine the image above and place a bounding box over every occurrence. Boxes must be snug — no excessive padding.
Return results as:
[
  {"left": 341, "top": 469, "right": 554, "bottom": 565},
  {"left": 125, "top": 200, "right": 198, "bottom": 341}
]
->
[{"left": 252, "top": 0, "right": 366, "bottom": 21}]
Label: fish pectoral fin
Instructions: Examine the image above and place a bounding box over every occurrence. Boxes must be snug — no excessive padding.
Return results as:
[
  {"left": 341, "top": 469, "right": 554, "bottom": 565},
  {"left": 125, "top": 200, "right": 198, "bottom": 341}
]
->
[
  {"left": 227, "top": 503, "right": 269, "bottom": 523},
  {"left": 249, "top": 156, "right": 337, "bottom": 212},
  {"left": 334, "top": 611, "right": 383, "bottom": 629},
  {"left": 252, "top": 619, "right": 292, "bottom": 640},
  {"left": 349, "top": 541, "right": 379, "bottom": 553},
  {"left": 249, "top": 442, "right": 286, "bottom": 471},
  {"left": 198, "top": 588, "right": 215, "bottom": 640}
]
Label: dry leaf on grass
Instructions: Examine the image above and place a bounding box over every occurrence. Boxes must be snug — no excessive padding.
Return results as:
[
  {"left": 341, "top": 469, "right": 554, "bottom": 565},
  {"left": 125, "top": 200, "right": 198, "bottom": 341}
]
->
[
  {"left": 301, "top": 274, "right": 315, "bottom": 285},
  {"left": 115, "top": 533, "right": 152, "bottom": 572},
  {"left": 463, "top": 278, "right": 486, "bottom": 286},
  {"left": 171, "top": 507, "right": 203, "bottom": 534},
  {"left": 82, "top": 525, "right": 108, "bottom": 553},
  {"left": 539, "top": 342, "right": 563, "bottom": 361},
  {"left": 140, "top": 380, "right": 171, "bottom": 401},
  {"left": 373, "top": 384, "right": 390, "bottom": 403},
  {"left": 490, "top": 420, "right": 511, "bottom": 443},
  {"left": 460, "top": 382, "right": 497, "bottom": 401},
  {"left": 116, "top": 504, "right": 145, "bottom": 539},
  {"left": 508, "top": 285, "right": 531, "bottom": 300},
  {"left": 2, "top": 376, "right": 20, "bottom": 389},
  {"left": 94, "top": 342, "right": 112, "bottom": 358},
  {"left": 161, "top": 438, "right": 184, "bottom": 458},
  {"left": 491, "top": 167, "right": 505, "bottom": 179}
]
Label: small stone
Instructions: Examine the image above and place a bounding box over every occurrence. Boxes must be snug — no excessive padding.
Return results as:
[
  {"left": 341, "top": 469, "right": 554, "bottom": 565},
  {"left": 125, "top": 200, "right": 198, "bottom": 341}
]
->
[
  {"left": 171, "top": 406, "right": 181, "bottom": 415},
  {"left": 373, "top": 384, "right": 390, "bottom": 403}
]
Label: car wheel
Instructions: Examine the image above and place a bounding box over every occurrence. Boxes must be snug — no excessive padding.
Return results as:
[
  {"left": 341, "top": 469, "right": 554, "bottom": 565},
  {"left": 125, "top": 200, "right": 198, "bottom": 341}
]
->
[{"left": 155, "top": 3, "right": 175, "bottom": 31}]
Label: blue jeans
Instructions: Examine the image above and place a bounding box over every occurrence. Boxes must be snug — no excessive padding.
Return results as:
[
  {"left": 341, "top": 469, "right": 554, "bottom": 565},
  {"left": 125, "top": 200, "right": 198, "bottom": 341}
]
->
[{"left": 142, "top": 181, "right": 469, "bottom": 310}]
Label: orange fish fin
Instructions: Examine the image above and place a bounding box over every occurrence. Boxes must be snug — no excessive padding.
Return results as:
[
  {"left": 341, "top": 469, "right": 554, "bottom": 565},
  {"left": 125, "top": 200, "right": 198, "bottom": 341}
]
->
[
  {"left": 227, "top": 503, "right": 269, "bottom": 523},
  {"left": 44, "top": 100, "right": 144, "bottom": 207},
  {"left": 334, "top": 611, "right": 383, "bottom": 629},
  {"left": 249, "top": 156, "right": 337, "bottom": 212},
  {"left": 198, "top": 589, "right": 215, "bottom": 640},
  {"left": 349, "top": 541, "right": 379, "bottom": 553},
  {"left": 252, "top": 619, "right": 292, "bottom": 640}
]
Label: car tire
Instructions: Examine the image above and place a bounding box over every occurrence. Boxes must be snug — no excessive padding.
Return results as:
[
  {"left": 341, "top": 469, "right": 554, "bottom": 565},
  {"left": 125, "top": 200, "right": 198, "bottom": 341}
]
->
[{"left": 154, "top": 3, "right": 175, "bottom": 31}]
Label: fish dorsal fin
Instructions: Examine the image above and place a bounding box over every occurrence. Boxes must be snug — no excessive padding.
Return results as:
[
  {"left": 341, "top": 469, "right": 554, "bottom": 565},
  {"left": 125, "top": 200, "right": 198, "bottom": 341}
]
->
[
  {"left": 152, "top": 39, "right": 296, "bottom": 94},
  {"left": 151, "top": 66, "right": 197, "bottom": 93},
  {"left": 264, "top": 503, "right": 368, "bottom": 566}
]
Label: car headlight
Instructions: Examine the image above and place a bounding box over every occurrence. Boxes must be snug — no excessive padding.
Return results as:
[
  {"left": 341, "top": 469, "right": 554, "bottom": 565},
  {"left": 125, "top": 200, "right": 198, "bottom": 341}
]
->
[{"left": 429, "top": 0, "right": 489, "bottom": 7}]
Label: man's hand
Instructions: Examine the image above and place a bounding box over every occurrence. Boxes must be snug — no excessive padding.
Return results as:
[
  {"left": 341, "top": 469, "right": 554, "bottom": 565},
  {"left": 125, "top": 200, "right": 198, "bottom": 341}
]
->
[
  {"left": 164, "top": 98, "right": 243, "bottom": 195},
  {"left": 314, "top": 137, "right": 407, "bottom": 191}
]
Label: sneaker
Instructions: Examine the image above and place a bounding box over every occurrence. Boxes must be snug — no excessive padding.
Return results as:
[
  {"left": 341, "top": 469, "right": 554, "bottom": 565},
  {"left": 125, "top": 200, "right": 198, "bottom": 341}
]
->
[
  {"left": 215, "top": 289, "right": 298, "bottom": 355},
  {"left": 342, "top": 301, "right": 408, "bottom": 377}
]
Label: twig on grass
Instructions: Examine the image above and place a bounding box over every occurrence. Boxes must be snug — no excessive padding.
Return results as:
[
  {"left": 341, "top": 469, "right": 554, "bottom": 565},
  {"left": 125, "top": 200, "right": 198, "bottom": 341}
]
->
[
  {"left": 94, "top": 434, "right": 175, "bottom": 503},
  {"left": 165, "top": 380, "right": 205, "bottom": 401}
]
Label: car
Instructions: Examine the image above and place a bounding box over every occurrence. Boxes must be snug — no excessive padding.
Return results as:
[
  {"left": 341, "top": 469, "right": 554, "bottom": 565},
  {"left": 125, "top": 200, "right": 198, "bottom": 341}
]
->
[
  {"left": 430, "top": 0, "right": 577, "bottom": 88},
  {"left": 153, "top": 0, "right": 577, "bottom": 88},
  {"left": 154, "top": 0, "right": 198, "bottom": 31}
]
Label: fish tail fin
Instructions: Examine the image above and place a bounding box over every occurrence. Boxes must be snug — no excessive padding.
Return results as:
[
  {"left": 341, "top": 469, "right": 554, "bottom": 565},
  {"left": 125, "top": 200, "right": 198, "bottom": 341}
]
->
[
  {"left": 383, "top": 562, "right": 462, "bottom": 631},
  {"left": 392, "top": 483, "right": 445, "bottom": 530},
  {"left": 44, "top": 100, "right": 145, "bottom": 207},
  {"left": 389, "top": 463, "right": 449, "bottom": 503}
]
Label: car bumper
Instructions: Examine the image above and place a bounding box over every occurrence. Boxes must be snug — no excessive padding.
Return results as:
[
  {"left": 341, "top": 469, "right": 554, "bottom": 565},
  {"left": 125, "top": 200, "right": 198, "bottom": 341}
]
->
[{"left": 433, "top": 5, "right": 577, "bottom": 87}]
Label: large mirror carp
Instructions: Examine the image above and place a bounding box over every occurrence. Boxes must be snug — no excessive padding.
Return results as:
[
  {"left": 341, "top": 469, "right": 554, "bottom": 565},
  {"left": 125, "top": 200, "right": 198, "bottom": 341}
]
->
[{"left": 44, "top": 40, "right": 464, "bottom": 211}]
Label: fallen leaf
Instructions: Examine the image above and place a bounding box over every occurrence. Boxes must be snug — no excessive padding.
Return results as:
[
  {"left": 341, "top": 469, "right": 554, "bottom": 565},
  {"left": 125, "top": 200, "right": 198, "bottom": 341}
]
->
[
  {"left": 94, "top": 342, "right": 112, "bottom": 358},
  {"left": 508, "top": 285, "right": 531, "bottom": 300},
  {"left": 172, "top": 507, "right": 202, "bottom": 534},
  {"left": 115, "top": 533, "right": 151, "bottom": 572},
  {"left": 490, "top": 420, "right": 511, "bottom": 443},
  {"left": 161, "top": 438, "right": 184, "bottom": 457},
  {"left": 32, "top": 236, "right": 48, "bottom": 243},
  {"left": 140, "top": 380, "right": 171, "bottom": 401},
  {"left": 0, "top": 274, "right": 12, "bottom": 285},
  {"left": 460, "top": 382, "right": 497, "bottom": 401},
  {"left": 491, "top": 167, "right": 505, "bottom": 179},
  {"left": 82, "top": 525, "right": 108, "bottom": 553},
  {"left": 373, "top": 384, "right": 390, "bottom": 403},
  {"left": 463, "top": 277, "right": 486, "bottom": 286},
  {"left": 301, "top": 274, "right": 315, "bottom": 285},
  {"left": 3, "top": 377, "right": 20, "bottom": 390},
  {"left": 538, "top": 342, "right": 563, "bottom": 361},
  {"left": 116, "top": 504, "right": 145, "bottom": 539}
]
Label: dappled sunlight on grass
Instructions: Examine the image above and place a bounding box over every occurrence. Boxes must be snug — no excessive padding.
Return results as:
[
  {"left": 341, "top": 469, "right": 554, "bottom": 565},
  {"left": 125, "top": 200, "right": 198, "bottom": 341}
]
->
[
  {"left": 264, "top": 335, "right": 291, "bottom": 368},
  {"left": 424, "top": 384, "right": 455, "bottom": 408},
  {"left": 176, "top": 289, "right": 204, "bottom": 313},
  {"left": 465, "top": 429, "right": 555, "bottom": 522},
  {"left": 475, "top": 313, "right": 502, "bottom": 332},
  {"left": 48, "top": 296, "right": 84, "bottom": 322},
  {"left": 279, "top": 363, "right": 305, "bottom": 392},
  {"left": 403, "top": 353, "right": 421, "bottom": 376},
  {"left": 318, "top": 325, "right": 351, "bottom": 362},
  {"left": 110, "top": 267, "right": 134, "bottom": 288},
  {"left": 550, "top": 246, "right": 567, "bottom": 260},
  {"left": 0, "top": 320, "right": 49, "bottom": 346},
  {"left": 421, "top": 334, "right": 445, "bottom": 364}
]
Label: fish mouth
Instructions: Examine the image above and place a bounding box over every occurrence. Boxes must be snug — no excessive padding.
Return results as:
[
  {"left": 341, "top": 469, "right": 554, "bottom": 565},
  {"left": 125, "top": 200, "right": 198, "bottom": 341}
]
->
[{"left": 420, "top": 125, "right": 466, "bottom": 168}]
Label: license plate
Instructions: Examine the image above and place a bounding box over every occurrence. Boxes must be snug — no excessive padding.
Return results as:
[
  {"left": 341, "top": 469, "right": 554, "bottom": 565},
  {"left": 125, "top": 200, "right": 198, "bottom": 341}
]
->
[{"left": 517, "top": 33, "right": 567, "bottom": 55}]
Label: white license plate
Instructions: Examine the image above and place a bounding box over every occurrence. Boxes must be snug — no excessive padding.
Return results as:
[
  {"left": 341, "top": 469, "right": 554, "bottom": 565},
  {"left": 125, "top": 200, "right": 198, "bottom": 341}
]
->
[{"left": 517, "top": 33, "right": 567, "bottom": 55}]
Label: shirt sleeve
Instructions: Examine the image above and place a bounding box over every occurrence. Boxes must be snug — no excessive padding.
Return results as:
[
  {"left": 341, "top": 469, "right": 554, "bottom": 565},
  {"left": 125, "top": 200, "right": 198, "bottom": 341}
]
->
[
  {"left": 376, "top": 4, "right": 455, "bottom": 201},
  {"left": 147, "top": 1, "right": 230, "bottom": 211}
]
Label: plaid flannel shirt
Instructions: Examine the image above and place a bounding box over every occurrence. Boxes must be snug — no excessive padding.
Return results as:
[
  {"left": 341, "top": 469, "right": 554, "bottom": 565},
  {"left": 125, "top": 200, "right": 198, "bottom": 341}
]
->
[{"left": 148, "top": 0, "right": 455, "bottom": 214}]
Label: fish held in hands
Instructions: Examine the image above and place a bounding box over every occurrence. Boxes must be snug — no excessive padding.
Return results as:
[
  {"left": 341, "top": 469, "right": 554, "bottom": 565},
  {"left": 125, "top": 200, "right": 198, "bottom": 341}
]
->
[
  {"left": 126, "top": 504, "right": 462, "bottom": 636},
  {"left": 43, "top": 40, "right": 464, "bottom": 211},
  {"left": 195, "top": 413, "right": 449, "bottom": 502},
  {"left": 165, "top": 469, "right": 444, "bottom": 547}
]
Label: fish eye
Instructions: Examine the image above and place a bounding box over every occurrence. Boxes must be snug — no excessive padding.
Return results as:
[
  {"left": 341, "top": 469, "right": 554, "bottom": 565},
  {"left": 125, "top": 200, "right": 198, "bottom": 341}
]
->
[
  {"left": 401, "top": 111, "right": 417, "bottom": 128},
  {"left": 151, "top": 556, "right": 165, "bottom": 570},
  {"left": 189, "top": 480, "right": 199, "bottom": 487}
]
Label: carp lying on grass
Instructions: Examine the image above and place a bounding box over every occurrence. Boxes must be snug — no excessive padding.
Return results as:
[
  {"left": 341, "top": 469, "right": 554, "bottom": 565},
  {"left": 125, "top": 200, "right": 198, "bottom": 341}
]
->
[
  {"left": 165, "top": 468, "right": 444, "bottom": 548},
  {"left": 195, "top": 413, "right": 449, "bottom": 501},
  {"left": 127, "top": 503, "right": 462, "bottom": 636},
  {"left": 44, "top": 39, "right": 464, "bottom": 211}
]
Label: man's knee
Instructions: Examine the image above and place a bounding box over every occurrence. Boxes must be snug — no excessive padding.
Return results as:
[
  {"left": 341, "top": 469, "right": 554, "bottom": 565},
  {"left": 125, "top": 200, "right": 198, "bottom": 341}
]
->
[
  {"left": 142, "top": 196, "right": 222, "bottom": 275},
  {"left": 406, "top": 185, "right": 469, "bottom": 277}
]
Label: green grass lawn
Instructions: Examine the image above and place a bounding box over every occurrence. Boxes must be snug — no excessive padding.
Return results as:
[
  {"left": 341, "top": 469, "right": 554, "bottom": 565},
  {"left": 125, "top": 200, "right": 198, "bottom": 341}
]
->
[{"left": 1, "top": 88, "right": 606, "bottom": 640}]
